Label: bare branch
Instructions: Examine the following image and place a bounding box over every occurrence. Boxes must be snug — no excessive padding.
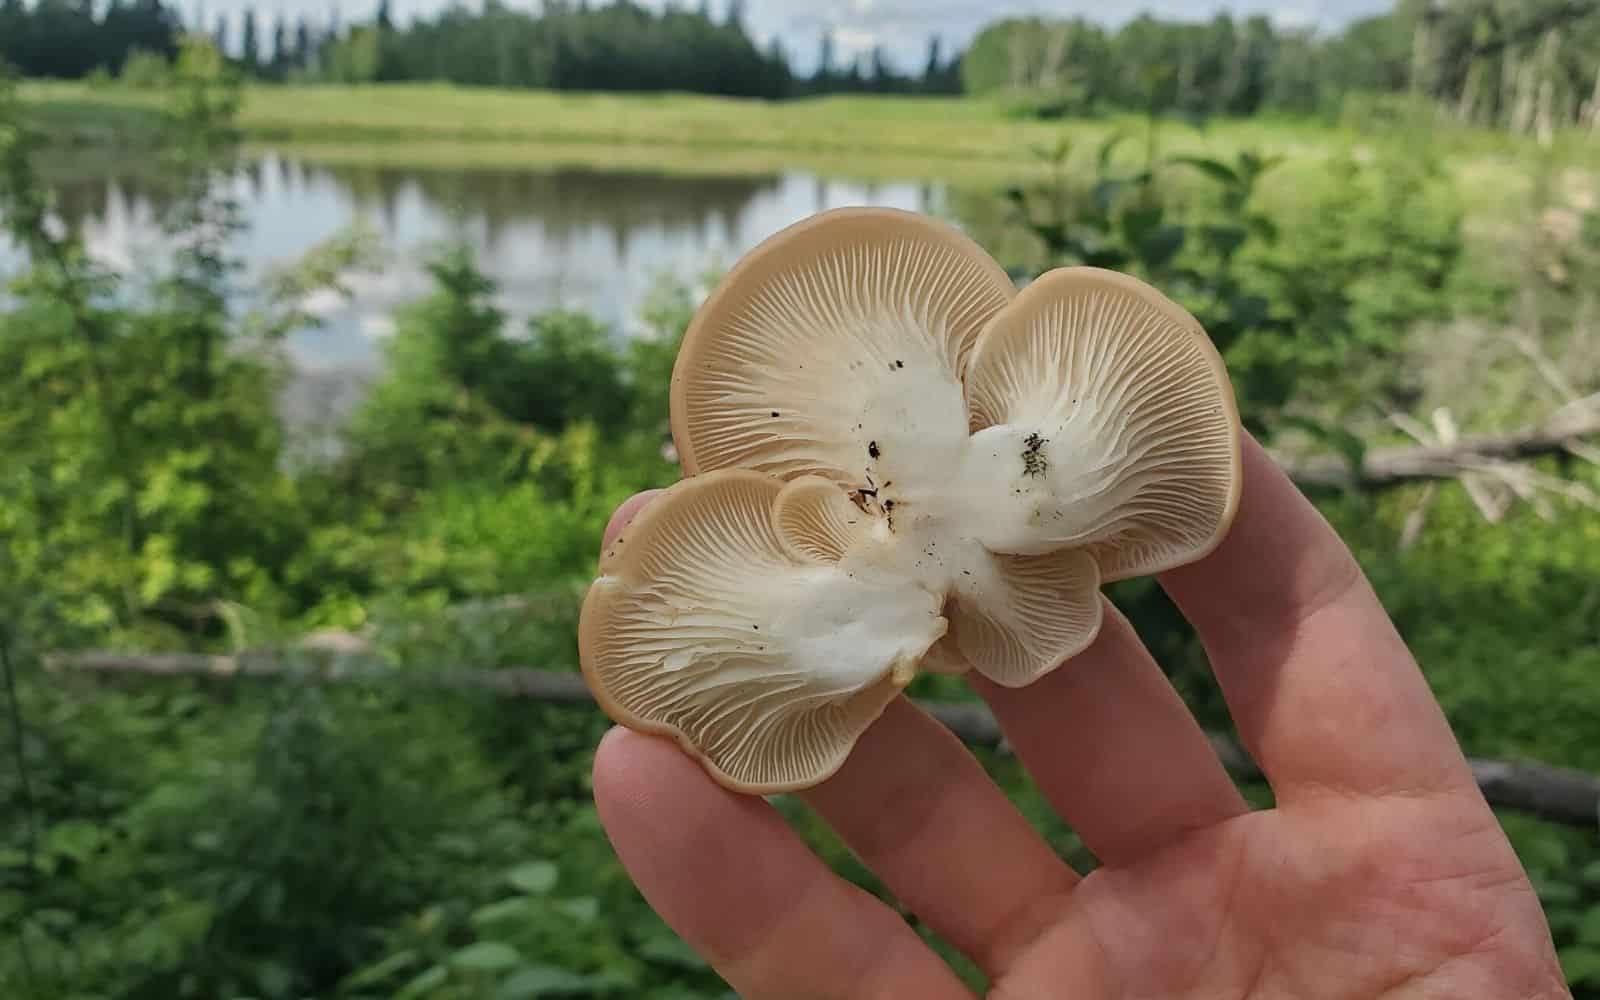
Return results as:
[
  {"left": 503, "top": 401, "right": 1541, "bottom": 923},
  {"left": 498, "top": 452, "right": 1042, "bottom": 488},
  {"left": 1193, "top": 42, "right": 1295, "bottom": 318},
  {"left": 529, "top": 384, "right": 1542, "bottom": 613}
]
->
[
  {"left": 1399, "top": 482, "right": 1438, "bottom": 549},
  {"left": 1281, "top": 413, "right": 1600, "bottom": 491},
  {"left": 45, "top": 650, "right": 1600, "bottom": 830},
  {"left": 1509, "top": 329, "right": 1581, "bottom": 405},
  {"left": 1553, "top": 392, "right": 1600, "bottom": 426}
]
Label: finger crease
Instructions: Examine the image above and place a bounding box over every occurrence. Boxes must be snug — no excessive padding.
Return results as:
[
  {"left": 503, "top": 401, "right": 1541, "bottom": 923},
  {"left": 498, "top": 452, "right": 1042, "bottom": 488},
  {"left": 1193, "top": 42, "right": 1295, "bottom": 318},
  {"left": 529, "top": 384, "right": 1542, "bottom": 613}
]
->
[{"left": 974, "top": 883, "right": 1076, "bottom": 979}]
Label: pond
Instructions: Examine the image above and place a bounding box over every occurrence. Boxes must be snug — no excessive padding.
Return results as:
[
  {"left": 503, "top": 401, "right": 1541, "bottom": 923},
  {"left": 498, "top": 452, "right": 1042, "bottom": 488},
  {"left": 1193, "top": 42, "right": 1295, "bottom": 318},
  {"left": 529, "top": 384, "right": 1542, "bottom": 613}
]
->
[{"left": 4, "top": 153, "right": 950, "bottom": 423}]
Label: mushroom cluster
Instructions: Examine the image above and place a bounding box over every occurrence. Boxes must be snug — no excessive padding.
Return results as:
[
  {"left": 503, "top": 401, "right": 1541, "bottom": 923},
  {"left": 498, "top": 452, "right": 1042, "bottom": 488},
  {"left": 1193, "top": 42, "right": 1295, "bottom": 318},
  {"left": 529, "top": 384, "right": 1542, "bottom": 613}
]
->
[{"left": 578, "top": 207, "right": 1242, "bottom": 794}]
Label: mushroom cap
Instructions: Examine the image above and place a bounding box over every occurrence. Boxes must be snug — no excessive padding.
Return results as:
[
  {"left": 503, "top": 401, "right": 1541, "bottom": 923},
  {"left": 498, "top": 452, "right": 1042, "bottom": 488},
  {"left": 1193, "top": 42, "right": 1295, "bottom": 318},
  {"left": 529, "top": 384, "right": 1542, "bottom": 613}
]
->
[
  {"left": 962, "top": 266, "right": 1242, "bottom": 579},
  {"left": 670, "top": 206, "right": 1018, "bottom": 484},
  {"left": 581, "top": 209, "right": 1242, "bottom": 793},
  {"left": 580, "top": 469, "right": 947, "bottom": 794}
]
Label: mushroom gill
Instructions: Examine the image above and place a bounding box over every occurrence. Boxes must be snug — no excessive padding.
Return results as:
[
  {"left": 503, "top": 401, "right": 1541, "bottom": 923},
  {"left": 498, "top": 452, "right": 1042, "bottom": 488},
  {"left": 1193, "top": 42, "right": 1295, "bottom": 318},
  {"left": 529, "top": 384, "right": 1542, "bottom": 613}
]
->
[
  {"left": 580, "top": 470, "right": 946, "bottom": 793},
  {"left": 670, "top": 206, "right": 1017, "bottom": 488},
  {"left": 961, "top": 267, "right": 1241, "bottom": 579},
  {"left": 580, "top": 209, "right": 1243, "bottom": 793}
]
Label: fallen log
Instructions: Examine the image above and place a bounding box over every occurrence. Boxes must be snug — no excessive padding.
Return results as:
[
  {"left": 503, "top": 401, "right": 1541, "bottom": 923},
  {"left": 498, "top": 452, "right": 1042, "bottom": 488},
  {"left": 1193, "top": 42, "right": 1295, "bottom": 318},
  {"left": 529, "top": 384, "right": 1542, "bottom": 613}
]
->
[{"left": 46, "top": 650, "right": 1600, "bottom": 830}]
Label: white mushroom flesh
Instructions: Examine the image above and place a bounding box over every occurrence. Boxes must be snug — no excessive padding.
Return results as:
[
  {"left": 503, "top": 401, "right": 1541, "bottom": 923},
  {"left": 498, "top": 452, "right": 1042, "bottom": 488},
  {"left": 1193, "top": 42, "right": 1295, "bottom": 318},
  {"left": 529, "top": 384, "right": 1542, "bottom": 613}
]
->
[{"left": 584, "top": 208, "right": 1241, "bottom": 791}]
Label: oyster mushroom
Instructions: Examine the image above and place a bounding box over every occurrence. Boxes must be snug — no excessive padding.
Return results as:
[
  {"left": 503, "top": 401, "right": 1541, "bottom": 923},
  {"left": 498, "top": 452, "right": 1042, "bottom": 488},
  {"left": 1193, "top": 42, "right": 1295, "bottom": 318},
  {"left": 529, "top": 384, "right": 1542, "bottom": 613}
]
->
[{"left": 579, "top": 207, "right": 1241, "bottom": 793}]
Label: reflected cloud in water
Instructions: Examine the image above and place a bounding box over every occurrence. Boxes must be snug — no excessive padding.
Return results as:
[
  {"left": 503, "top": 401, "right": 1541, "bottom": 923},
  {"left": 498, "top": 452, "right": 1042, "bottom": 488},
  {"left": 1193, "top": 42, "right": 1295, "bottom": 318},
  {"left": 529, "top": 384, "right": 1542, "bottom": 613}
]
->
[{"left": 7, "top": 153, "right": 946, "bottom": 373}]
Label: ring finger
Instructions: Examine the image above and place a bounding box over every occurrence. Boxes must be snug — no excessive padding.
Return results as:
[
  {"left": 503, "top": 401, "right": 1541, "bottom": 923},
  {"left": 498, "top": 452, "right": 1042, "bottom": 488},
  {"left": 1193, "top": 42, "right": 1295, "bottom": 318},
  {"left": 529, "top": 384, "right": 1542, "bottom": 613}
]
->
[{"left": 973, "top": 601, "right": 1248, "bottom": 868}]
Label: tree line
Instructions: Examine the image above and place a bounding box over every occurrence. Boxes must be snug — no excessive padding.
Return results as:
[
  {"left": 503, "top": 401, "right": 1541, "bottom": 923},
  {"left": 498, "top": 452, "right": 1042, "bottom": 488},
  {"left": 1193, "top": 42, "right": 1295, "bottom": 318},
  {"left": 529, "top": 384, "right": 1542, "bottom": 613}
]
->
[
  {"left": 320, "top": 0, "right": 791, "bottom": 96},
  {"left": 0, "top": 0, "right": 956, "bottom": 98},
  {"left": 0, "top": 0, "right": 180, "bottom": 79},
  {"left": 312, "top": 0, "right": 960, "bottom": 97},
  {"left": 207, "top": 6, "right": 328, "bottom": 83},
  {"left": 3, "top": 0, "right": 1597, "bottom": 126},
  {"left": 963, "top": 0, "right": 1600, "bottom": 130}
]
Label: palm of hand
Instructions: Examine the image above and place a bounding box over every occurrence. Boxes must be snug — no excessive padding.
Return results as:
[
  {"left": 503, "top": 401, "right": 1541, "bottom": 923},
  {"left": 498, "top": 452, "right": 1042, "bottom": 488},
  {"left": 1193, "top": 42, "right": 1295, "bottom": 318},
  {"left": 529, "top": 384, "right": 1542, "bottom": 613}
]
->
[
  {"left": 591, "top": 440, "right": 1569, "bottom": 999},
  {"left": 997, "top": 797, "right": 1556, "bottom": 997}
]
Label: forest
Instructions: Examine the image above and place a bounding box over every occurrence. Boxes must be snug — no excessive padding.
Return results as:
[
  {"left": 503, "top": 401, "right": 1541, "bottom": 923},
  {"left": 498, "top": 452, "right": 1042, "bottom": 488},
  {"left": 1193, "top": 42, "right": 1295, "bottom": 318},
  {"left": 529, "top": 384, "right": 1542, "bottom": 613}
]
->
[
  {"left": 3, "top": 0, "right": 1600, "bottom": 997},
  {"left": 2, "top": 0, "right": 1598, "bottom": 121}
]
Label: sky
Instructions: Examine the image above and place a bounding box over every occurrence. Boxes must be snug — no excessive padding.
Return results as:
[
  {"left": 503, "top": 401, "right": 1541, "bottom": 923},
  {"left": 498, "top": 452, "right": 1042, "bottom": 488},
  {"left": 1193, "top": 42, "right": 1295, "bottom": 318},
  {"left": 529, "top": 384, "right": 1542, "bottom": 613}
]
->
[{"left": 190, "top": 0, "right": 1398, "bottom": 74}]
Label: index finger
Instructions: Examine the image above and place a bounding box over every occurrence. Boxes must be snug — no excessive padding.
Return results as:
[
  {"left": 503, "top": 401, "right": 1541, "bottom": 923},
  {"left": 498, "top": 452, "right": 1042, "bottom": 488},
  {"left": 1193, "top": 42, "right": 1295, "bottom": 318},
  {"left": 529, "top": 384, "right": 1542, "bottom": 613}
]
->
[
  {"left": 1159, "top": 433, "right": 1478, "bottom": 803},
  {"left": 594, "top": 728, "right": 973, "bottom": 999}
]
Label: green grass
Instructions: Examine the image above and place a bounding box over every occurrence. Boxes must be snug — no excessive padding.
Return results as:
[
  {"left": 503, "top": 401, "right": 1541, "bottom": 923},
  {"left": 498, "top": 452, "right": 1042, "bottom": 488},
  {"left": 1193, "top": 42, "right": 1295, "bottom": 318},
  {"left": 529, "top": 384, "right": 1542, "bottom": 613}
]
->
[
  {"left": 14, "top": 82, "right": 170, "bottom": 145},
  {"left": 20, "top": 80, "right": 1596, "bottom": 193}
]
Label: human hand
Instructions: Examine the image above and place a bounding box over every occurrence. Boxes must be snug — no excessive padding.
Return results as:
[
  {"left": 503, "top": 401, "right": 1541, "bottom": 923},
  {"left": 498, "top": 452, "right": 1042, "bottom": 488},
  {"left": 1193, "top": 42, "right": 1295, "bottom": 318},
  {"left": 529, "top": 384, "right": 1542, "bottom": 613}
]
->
[{"left": 589, "top": 434, "right": 1572, "bottom": 999}]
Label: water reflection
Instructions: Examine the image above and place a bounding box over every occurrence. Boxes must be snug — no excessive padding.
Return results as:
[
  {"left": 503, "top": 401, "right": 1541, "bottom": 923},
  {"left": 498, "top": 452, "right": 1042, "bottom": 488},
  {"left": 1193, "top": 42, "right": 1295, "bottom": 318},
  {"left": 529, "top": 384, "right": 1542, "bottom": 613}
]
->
[{"left": 7, "top": 153, "right": 946, "bottom": 377}]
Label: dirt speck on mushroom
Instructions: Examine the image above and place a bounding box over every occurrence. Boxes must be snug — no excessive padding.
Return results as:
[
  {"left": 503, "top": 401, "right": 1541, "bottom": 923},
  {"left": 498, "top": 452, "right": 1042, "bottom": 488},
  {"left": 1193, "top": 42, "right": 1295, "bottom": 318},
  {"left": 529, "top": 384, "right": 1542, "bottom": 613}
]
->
[{"left": 1022, "top": 432, "right": 1049, "bottom": 478}]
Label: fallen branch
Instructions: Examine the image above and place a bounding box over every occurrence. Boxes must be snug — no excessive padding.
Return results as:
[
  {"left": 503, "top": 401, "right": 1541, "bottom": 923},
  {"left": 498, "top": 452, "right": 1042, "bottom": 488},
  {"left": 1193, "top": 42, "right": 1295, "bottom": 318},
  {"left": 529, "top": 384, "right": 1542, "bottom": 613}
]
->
[
  {"left": 46, "top": 650, "right": 1600, "bottom": 830},
  {"left": 45, "top": 649, "right": 598, "bottom": 702},
  {"left": 1279, "top": 413, "right": 1600, "bottom": 491}
]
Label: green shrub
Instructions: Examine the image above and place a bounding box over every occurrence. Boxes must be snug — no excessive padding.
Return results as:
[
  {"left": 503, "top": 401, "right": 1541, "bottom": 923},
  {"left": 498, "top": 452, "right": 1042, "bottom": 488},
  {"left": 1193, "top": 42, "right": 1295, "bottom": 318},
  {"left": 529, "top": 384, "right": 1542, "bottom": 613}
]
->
[{"left": 119, "top": 50, "right": 172, "bottom": 90}]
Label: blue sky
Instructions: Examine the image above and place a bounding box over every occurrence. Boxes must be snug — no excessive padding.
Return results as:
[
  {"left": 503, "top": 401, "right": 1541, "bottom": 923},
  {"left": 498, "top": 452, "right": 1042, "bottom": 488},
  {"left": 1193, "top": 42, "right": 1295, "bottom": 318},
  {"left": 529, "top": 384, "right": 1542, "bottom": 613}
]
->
[{"left": 191, "top": 0, "right": 1396, "bottom": 74}]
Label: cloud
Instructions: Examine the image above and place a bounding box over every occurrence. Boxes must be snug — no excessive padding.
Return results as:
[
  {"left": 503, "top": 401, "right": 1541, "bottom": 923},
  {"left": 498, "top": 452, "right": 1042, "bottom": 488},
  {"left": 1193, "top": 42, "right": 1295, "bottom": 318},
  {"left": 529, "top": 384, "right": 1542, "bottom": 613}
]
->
[
  {"left": 1270, "top": 7, "right": 1318, "bottom": 29},
  {"left": 831, "top": 27, "right": 883, "bottom": 58},
  {"left": 297, "top": 286, "right": 347, "bottom": 321},
  {"left": 359, "top": 313, "right": 397, "bottom": 340}
]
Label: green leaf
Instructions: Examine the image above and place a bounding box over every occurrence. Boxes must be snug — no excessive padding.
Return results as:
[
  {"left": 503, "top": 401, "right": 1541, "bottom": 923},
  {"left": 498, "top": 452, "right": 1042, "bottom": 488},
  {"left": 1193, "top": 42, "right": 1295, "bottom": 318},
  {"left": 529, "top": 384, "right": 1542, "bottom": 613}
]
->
[
  {"left": 451, "top": 941, "right": 523, "bottom": 972},
  {"left": 1246, "top": 213, "right": 1279, "bottom": 243},
  {"left": 1090, "top": 178, "right": 1127, "bottom": 214},
  {"left": 1238, "top": 151, "right": 1285, "bottom": 181},
  {"left": 1580, "top": 860, "right": 1600, "bottom": 888},
  {"left": 1137, "top": 225, "right": 1186, "bottom": 272},
  {"left": 1028, "top": 136, "right": 1071, "bottom": 165},
  {"left": 495, "top": 965, "right": 599, "bottom": 999},
  {"left": 396, "top": 964, "right": 449, "bottom": 1000},
  {"left": 1097, "top": 130, "right": 1129, "bottom": 170},
  {"left": 638, "top": 934, "right": 709, "bottom": 972},
  {"left": 1081, "top": 247, "right": 1131, "bottom": 269},
  {"left": 556, "top": 896, "right": 598, "bottom": 924},
  {"left": 1169, "top": 155, "right": 1239, "bottom": 186},
  {"left": 1578, "top": 906, "right": 1600, "bottom": 947},
  {"left": 471, "top": 896, "right": 543, "bottom": 928},
  {"left": 1278, "top": 416, "right": 1368, "bottom": 480},
  {"left": 253, "top": 960, "right": 296, "bottom": 998},
  {"left": 1119, "top": 204, "right": 1164, "bottom": 244},
  {"left": 44, "top": 818, "right": 102, "bottom": 863},
  {"left": 342, "top": 948, "right": 422, "bottom": 989},
  {"left": 506, "top": 860, "right": 559, "bottom": 895},
  {"left": 1029, "top": 222, "right": 1070, "bottom": 254},
  {"left": 1537, "top": 878, "right": 1582, "bottom": 906},
  {"left": 1560, "top": 946, "right": 1600, "bottom": 986},
  {"left": 1200, "top": 225, "right": 1249, "bottom": 259}
]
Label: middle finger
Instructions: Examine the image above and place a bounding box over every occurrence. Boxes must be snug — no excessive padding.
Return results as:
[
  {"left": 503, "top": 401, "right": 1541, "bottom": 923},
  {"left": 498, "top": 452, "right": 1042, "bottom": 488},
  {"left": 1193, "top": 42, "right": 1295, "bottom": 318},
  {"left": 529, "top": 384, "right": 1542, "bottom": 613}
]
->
[{"left": 801, "top": 697, "right": 1080, "bottom": 980}]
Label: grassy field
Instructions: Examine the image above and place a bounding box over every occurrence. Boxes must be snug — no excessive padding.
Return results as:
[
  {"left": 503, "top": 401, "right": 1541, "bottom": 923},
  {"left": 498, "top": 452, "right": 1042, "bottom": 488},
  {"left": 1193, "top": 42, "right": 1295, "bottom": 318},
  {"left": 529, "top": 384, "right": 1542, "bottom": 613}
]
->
[{"left": 20, "top": 80, "right": 1593, "bottom": 195}]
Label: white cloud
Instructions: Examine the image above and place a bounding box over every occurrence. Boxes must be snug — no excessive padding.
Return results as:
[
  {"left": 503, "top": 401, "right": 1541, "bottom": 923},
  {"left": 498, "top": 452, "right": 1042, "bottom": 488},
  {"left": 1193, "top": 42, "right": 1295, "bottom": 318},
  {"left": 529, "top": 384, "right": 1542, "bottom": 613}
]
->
[
  {"left": 831, "top": 27, "right": 883, "bottom": 58},
  {"left": 359, "top": 313, "right": 397, "bottom": 340},
  {"left": 297, "top": 286, "right": 346, "bottom": 320},
  {"left": 1269, "top": 6, "right": 1319, "bottom": 29}
]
